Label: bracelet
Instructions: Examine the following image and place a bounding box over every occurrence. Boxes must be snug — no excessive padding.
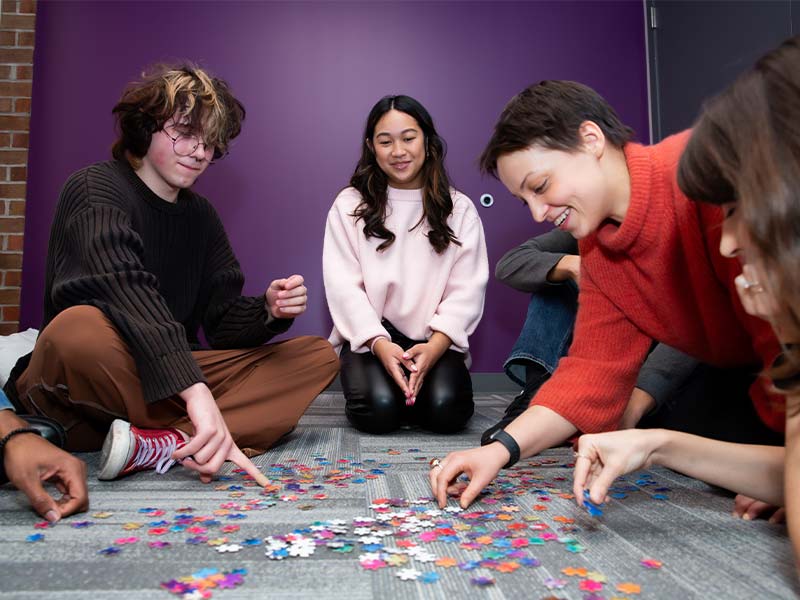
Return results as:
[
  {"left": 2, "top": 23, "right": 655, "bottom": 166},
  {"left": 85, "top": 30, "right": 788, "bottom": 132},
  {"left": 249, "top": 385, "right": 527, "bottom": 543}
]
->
[
  {"left": 0, "top": 427, "right": 42, "bottom": 455},
  {"left": 370, "top": 336, "right": 388, "bottom": 354}
]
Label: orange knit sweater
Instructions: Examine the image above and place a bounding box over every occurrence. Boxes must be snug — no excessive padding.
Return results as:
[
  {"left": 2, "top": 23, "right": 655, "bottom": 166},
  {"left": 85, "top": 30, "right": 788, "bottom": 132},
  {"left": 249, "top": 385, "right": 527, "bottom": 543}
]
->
[{"left": 531, "top": 130, "right": 784, "bottom": 433}]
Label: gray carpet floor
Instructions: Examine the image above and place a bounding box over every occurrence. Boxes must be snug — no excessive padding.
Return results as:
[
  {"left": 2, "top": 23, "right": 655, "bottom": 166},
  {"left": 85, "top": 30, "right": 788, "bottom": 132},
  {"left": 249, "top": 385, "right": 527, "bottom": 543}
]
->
[{"left": 0, "top": 391, "right": 797, "bottom": 599}]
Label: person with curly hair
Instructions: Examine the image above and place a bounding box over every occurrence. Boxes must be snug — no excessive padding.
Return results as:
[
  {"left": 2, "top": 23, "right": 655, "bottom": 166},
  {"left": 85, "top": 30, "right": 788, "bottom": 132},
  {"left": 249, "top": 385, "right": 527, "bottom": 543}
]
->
[{"left": 2, "top": 64, "right": 338, "bottom": 516}]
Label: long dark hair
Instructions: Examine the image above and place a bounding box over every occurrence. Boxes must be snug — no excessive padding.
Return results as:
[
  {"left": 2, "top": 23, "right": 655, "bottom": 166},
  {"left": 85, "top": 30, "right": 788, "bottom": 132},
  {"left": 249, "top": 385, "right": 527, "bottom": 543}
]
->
[
  {"left": 678, "top": 35, "right": 800, "bottom": 396},
  {"left": 350, "top": 95, "right": 460, "bottom": 254}
]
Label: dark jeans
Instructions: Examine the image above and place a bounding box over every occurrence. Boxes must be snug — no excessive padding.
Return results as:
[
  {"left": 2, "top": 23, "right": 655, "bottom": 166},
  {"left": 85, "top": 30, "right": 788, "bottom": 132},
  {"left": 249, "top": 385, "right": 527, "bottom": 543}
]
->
[
  {"left": 340, "top": 322, "right": 474, "bottom": 434},
  {"left": 506, "top": 285, "right": 783, "bottom": 445},
  {"left": 504, "top": 283, "right": 578, "bottom": 385}
]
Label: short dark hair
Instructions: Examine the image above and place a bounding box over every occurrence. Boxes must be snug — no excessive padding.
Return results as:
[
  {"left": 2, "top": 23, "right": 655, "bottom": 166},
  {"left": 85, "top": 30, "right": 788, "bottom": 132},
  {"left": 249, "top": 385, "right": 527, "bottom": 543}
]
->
[
  {"left": 479, "top": 80, "right": 635, "bottom": 178},
  {"left": 111, "top": 63, "right": 245, "bottom": 168}
]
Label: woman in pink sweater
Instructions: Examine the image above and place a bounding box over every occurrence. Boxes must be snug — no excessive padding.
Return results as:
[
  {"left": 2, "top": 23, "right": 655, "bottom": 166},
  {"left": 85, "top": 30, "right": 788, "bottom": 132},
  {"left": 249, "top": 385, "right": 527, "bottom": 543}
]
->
[{"left": 323, "top": 95, "right": 488, "bottom": 434}]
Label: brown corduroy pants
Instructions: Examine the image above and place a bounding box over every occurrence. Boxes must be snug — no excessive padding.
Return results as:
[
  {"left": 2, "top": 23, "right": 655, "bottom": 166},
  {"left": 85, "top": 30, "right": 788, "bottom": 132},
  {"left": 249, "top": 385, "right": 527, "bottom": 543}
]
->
[{"left": 14, "top": 306, "right": 339, "bottom": 455}]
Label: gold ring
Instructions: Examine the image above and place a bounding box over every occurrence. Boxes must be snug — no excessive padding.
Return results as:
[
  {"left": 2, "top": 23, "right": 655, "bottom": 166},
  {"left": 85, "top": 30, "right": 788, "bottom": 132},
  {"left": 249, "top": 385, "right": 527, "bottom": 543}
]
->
[
  {"left": 429, "top": 458, "right": 442, "bottom": 469},
  {"left": 573, "top": 451, "right": 589, "bottom": 460}
]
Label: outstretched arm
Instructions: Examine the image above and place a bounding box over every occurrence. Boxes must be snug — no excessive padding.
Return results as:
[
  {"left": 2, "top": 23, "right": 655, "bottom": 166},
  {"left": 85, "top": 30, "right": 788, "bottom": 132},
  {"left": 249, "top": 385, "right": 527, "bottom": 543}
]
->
[
  {"left": 430, "top": 260, "right": 652, "bottom": 509},
  {"left": 573, "top": 428, "right": 784, "bottom": 506},
  {"left": 430, "top": 405, "right": 577, "bottom": 508}
]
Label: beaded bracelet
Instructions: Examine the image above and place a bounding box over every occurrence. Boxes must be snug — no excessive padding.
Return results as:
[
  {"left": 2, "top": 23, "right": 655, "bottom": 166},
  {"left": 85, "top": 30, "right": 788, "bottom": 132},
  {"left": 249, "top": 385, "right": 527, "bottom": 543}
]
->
[{"left": 0, "top": 427, "right": 42, "bottom": 455}]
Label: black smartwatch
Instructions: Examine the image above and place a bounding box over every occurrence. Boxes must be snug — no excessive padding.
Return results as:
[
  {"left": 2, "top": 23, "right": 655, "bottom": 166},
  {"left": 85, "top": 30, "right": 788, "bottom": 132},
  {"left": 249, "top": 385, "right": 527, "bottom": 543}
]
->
[{"left": 487, "top": 429, "right": 520, "bottom": 469}]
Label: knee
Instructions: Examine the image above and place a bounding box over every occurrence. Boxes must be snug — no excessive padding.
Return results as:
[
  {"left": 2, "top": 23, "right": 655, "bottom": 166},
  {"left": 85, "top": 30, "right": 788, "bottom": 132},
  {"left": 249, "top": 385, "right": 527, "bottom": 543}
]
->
[
  {"left": 345, "top": 389, "right": 402, "bottom": 434},
  {"left": 420, "top": 387, "right": 474, "bottom": 434},
  {"left": 38, "top": 306, "right": 115, "bottom": 368},
  {"left": 295, "top": 336, "right": 339, "bottom": 378}
]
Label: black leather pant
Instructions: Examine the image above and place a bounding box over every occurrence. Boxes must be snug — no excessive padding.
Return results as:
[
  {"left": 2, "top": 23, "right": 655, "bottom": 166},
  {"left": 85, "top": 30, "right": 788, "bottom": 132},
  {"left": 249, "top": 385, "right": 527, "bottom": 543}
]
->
[{"left": 340, "top": 322, "right": 474, "bottom": 434}]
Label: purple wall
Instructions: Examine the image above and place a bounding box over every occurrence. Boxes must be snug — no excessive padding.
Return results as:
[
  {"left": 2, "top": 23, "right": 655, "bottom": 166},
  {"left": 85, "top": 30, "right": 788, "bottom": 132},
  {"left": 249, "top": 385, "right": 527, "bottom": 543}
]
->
[{"left": 22, "top": 1, "right": 648, "bottom": 372}]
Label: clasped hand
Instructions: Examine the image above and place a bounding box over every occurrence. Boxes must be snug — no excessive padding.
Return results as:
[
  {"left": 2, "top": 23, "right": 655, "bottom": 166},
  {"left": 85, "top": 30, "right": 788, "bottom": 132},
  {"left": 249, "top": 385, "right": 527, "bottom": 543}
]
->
[
  {"left": 373, "top": 334, "right": 449, "bottom": 405},
  {"left": 265, "top": 274, "right": 307, "bottom": 320}
]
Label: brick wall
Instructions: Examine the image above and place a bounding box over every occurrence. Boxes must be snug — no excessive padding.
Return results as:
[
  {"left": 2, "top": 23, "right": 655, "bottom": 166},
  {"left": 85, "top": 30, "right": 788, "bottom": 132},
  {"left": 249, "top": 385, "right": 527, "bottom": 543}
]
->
[{"left": 0, "top": 0, "right": 34, "bottom": 335}]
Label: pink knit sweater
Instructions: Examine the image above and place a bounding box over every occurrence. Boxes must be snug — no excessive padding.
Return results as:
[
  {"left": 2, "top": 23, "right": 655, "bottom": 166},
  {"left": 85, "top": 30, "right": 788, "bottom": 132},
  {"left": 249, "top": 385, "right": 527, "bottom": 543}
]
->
[{"left": 323, "top": 186, "right": 488, "bottom": 361}]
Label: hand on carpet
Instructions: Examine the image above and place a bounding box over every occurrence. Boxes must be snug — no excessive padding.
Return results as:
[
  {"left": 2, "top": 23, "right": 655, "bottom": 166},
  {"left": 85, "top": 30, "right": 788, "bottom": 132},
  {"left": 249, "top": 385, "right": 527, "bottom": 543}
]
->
[
  {"left": 176, "top": 383, "right": 270, "bottom": 486},
  {"left": 572, "top": 429, "right": 658, "bottom": 505},
  {"left": 733, "top": 494, "right": 786, "bottom": 523},
  {"left": 429, "top": 443, "right": 508, "bottom": 509},
  {"left": 2, "top": 411, "right": 88, "bottom": 522}
]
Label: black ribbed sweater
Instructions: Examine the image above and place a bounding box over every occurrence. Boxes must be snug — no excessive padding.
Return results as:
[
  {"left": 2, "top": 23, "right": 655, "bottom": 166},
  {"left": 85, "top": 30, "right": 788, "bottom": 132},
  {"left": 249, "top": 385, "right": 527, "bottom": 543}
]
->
[{"left": 13, "top": 160, "right": 291, "bottom": 404}]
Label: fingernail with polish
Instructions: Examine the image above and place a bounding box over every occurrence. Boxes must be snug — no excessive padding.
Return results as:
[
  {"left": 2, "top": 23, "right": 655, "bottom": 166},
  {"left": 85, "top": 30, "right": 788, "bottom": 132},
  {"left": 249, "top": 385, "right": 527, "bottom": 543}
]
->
[{"left": 742, "top": 513, "right": 751, "bottom": 521}]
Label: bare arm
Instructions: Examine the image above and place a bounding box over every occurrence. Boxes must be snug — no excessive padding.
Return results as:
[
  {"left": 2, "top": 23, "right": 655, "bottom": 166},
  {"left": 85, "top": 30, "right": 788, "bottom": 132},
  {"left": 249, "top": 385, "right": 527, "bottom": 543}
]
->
[{"left": 574, "top": 429, "right": 784, "bottom": 506}]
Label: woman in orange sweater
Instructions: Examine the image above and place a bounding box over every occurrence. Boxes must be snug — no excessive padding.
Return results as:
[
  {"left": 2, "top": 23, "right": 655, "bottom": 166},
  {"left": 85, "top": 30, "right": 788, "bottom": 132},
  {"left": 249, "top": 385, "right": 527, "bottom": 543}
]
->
[
  {"left": 573, "top": 36, "right": 800, "bottom": 565},
  {"left": 429, "top": 66, "right": 784, "bottom": 510}
]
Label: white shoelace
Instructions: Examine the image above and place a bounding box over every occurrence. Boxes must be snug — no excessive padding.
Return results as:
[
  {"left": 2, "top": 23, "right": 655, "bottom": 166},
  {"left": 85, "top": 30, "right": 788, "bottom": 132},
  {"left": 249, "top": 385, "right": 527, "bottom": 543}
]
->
[{"left": 130, "top": 434, "right": 180, "bottom": 474}]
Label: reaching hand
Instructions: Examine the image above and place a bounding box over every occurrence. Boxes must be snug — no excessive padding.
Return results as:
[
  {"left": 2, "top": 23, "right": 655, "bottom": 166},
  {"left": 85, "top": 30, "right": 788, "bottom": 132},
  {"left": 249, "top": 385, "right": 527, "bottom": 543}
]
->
[
  {"left": 372, "top": 338, "right": 417, "bottom": 402},
  {"left": 428, "top": 443, "right": 509, "bottom": 509},
  {"left": 572, "top": 430, "right": 660, "bottom": 505},
  {"left": 2, "top": 413, "right": 88, "bottom": 522},
  {"left": 173, "top": 383, "right": 270, "bottom": 486},
  {"left": 265, "top": 274, "right": 307, "bottom": 320}
]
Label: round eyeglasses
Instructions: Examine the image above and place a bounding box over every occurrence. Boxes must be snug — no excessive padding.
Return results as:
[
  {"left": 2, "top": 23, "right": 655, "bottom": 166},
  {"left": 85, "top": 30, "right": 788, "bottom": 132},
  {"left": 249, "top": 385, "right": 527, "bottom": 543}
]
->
[{"left": 162, "top": 128, "right": 227, "bottom": 163}]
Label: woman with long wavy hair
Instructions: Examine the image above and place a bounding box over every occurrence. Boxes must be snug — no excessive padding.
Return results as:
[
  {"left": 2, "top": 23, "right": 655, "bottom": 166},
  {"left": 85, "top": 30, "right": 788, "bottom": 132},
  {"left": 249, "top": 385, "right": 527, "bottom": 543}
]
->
[
  {"left": 572, "top": 36, "right": 800, "bottom": 568},
  {"left": 323, "top": 95, "right": 488, "bottom": 434}
]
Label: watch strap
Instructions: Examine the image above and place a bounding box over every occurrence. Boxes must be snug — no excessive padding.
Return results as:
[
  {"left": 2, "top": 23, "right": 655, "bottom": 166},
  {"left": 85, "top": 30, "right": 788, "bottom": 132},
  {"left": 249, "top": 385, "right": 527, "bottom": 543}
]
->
[{"left": 490, "top": 429, "right": 520, "bottom": 469}]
